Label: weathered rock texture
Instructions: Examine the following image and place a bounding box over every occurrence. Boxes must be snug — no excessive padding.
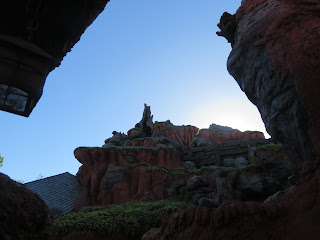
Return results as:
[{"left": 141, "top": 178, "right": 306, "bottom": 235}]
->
[
  {"left": 142, "top": 159, "right": 320, "bottom": 240},
  {"left": 198, "top": 128, "right": 264, "bottom": 143},
  {"left": 141, "top": 0, "right": 320, "bottom": 239},
  {"left": 184, "top": 138, "right": 270, "bottom": 167},
  {"left": 0, "top": 173, "right": 53, "bottom": 240},
  {"left": 74, "top": 146, "right": 183, "bottom": 209},
  {"left": 219, "top": 0, "right": 320, "bottom": 161},
  {"left": 75, "top": 105, "right": 270, "bottom": 210},
  {"left": 153, "top": 124, "right": 199, "bottom": 151}
]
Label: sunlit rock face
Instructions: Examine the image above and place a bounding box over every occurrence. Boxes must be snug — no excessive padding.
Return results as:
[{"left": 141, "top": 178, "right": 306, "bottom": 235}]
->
[{"left": 218, "top": 0, "right": 320, "bottom": 161}]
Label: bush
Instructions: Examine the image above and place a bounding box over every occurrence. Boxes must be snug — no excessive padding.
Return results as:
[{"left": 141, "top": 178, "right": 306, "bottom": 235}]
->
[
  {"left": 51, "top": 199, "right": 191, "bottom": 239},
  {"left": 255, "top": 144, "right": 284, "bottom": 154}
]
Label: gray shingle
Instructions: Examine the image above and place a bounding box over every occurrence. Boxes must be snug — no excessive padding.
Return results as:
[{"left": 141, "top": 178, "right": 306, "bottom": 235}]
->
[{"left": 25, "top": 172, "right": 82, "bottom": 218}]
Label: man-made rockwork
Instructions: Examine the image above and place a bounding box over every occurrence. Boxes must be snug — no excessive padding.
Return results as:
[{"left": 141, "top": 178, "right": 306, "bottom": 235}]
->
[
  {"left": 218, "top": 0, "right": 320, "bottom": 162},
  {"left": 198, "top": 124, "right": 265, "bottom": 143},
  {"left": 0, "top": 173, "right": 53, "bottom": 240},
  {"left": 75, "top": 146, "right": 183, "bottom": 209},
  {"left": 184, "top": 138, "right": 271, "bottom": 167},
  {"left": 142, "top": 159, "right": 320, "bottom": 240},
  {"left": 140, "top": 0, "right": 320, "bottom": 239},
  {"left": 75, "top": 105, "right": 298, "bottom": 213}
]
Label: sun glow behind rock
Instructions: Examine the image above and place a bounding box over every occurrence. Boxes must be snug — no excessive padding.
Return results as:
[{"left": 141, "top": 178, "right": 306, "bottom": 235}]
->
[{"left": 188, "top": 99, "right": 271, "bottom": 138}]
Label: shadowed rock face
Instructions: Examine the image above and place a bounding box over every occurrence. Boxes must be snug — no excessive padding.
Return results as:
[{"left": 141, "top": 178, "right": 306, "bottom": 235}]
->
[
  {"left": 141, "top": 1, "right": 320, "bottom": 239},
  {"left": 0, "top": 173, "right": 53, "bottom": 240},
  {"left": 219, "top": 0, "right": 320, "bottom": 161}
]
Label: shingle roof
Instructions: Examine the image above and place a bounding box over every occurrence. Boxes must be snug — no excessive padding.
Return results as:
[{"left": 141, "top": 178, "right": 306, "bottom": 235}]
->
[{"left": 25, "top": 172, "right": 82, "bottom": 218}]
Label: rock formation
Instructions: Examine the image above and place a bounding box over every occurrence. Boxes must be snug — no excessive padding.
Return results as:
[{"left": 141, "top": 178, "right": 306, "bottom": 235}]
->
[
  {"left": 141, "top": 0, "right": 320, "bottom": 239},
  {"left": 218, "top": 0, "right": 320, "bottom": 161},
  {"left": 0, "top": 173, "right": 53, "bottom": 239},
  {"left": 74, "top": 104, "right": 300, "bottom": 217}
]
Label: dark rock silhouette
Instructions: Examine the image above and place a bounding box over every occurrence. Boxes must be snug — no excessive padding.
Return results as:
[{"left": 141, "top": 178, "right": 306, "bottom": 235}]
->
[
  {"left": 135, "top": 103, "right": 154, "bottom": 137},
  {"left": 0, "top": 173, "right": 53, "bottom": 239},
  {"left": 225, "top": 0, "right": 320, "bottom": 161}
]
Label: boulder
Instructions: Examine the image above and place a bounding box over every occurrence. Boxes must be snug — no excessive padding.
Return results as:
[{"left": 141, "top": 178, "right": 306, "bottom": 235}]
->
[
  {"left": 170, "top": 179, "right": 187, "bottom": 189},
  {"left": 198, "top": 197, "right": 219, "bottom": 208},
  {"left": 263, "top": 190, "right": 285, "bottom": 203},
  {"left": 234, "top": 157, "right": 249, "bottom": 168},
  {"left": 223, "top": 158, "right": 235, "bottom": 167},
  {"left": 165, "top": 188, "right": 176, "bottom": 197},
  {"left": 191, "top": 136, "right": 212, "bottom": 148},
  {"left": 183, "top": 161, "right": 197, "bottom": 171},
  {"left": 0, "top": 173, "right": 53, "bottom": 240},
  {"left": 186, "top": 176, "right": 208, "bottom": 191},
  {"left": 254, "top": 148, "right": 298, "bottom": 191}
]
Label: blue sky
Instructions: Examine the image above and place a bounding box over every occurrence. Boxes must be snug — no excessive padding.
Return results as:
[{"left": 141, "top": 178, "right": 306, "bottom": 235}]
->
[{"left": 0, "top": 0, "right": 269, "bottom": 183}]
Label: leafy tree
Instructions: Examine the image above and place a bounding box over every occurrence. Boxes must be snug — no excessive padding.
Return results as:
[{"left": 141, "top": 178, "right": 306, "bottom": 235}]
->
[{"left": 0, "top": 153, "right": 3, "bottom": 168}]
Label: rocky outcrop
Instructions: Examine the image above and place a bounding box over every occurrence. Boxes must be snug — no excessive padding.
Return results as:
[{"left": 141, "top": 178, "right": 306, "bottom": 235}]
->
[
  {"left": 142, "top": 159, "right": 320, "bottom": 240},
  {"left": 135, "top": 103, "right": 154, "bottom": 137},
  {"left": 0, "top": 173, "right": 53, "bottom": 240},
  {"left": 184, "top": 138, "right": 271, "bottom": 167},
  {"left": 74, "top": 146, "right": 183, "bottom": 209},
  {"left": 75, "top": 105, "right": 274, "bottom": 211},
  {"left": 153, "top": 124, "right": 199, "bottom": 151},
  {"left": 218, "top": 0, "right": 320, "bottom": 161},
  {"left": 198, "top": 127, "right": 264, "bottom": 143},
  {"left": 141, "top": 0, "right": 320, "bottom": 239}
]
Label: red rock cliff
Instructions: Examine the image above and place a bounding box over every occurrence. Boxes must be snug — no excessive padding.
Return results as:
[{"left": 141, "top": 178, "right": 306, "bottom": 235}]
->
[{"left": 141, "top": 1, "right": 320, "bottom": 239}]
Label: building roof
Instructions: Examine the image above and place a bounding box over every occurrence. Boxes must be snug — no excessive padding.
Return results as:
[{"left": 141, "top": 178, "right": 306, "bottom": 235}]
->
[{"left": 25, "top": 172, "right": 82, "bottom": 218}]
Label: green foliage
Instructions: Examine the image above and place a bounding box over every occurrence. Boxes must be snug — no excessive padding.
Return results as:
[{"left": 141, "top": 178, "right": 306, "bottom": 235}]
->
[
  {"left": 51, "top": 199, "right": 190, "bottom": 238},
  {"left": 243, "top": 130, "right": 262, "bottom": 134},
  {"left": 177, "top": 191, "right": 194, "bottom": 203},
  {"left": 255, "top": 144, "right": 284, "bottom": 154},
  {"left": 122, "top": 162, "right": 149, "bottom": 170},
  {"left": 123, "top": 162, "right": 191, "bottom": 177},
  {"left": 0, "top": 153, "right": 3, "bottom": 168},
  {"left": 194, "top": 164, "right": 264, "bottom": 176},
  {"left": 123, "top": 162, "right": 264, "bottom": 182}
]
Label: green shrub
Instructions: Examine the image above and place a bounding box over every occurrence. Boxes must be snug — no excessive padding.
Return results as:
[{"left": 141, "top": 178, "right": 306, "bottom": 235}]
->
[
  {"left": 51, "top": 199, "right": 190, "bottom": 239},
  {"left": 243, "top": 130, "right": 263, "bottom": 134},
  {"left": 255, "top": 144, "right": 284, "bottom": 154}
]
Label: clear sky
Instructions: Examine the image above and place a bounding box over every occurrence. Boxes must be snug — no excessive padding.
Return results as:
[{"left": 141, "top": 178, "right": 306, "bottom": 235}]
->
[{"left": 0, "top": 0, "right": 269, "bottom": 183}]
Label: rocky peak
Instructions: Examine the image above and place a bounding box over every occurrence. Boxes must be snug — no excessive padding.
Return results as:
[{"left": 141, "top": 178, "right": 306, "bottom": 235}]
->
[{"left": 135, "top": 103, "right": 154, "bottom": 137}]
